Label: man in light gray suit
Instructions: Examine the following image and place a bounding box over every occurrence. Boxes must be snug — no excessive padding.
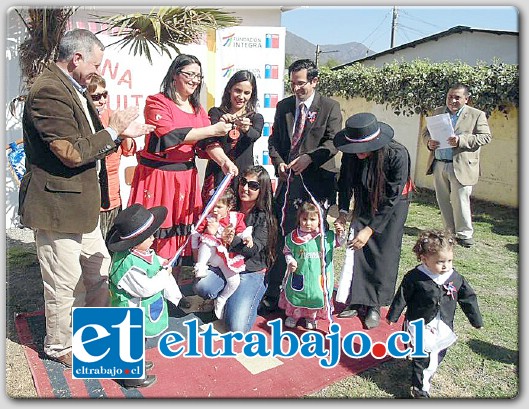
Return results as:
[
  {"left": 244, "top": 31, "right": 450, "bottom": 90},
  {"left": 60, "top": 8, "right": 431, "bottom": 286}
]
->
[{"left": 422, "top": 83, "right": 492, "bottom": 247}]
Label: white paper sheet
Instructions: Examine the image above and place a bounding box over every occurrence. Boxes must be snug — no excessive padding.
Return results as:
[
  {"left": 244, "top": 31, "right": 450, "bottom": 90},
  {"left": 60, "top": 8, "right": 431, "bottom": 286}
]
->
[
  {"left": 426, "top": 113, "right": 454, "bottom": 150},
  {"left": 335, "top": 228, "right": 356, "bottom": 304}
]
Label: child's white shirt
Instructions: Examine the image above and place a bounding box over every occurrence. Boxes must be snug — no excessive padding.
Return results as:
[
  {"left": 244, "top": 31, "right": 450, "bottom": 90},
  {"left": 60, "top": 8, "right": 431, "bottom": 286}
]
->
[{"left": 117, "top": 251, "right": 182, "bottom": 307}]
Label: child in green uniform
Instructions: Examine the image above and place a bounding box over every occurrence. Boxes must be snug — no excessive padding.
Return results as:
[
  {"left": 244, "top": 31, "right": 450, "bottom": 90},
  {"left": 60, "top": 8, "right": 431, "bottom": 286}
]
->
[
  {"left": 107, "top": 203, "right": 182, "bottom": 389},
  {"left": 278, "top": 202, "right": 346, "bottom": 329}
]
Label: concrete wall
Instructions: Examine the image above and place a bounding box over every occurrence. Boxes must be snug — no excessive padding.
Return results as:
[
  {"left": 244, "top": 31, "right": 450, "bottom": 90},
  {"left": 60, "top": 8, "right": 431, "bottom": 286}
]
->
[
  {"left": 360, "top": 31, "right": 518, "bottom": 67},
  {"left": 414, "top": 107, "right": 518, "bottom": 207},
  {"left": 334, "top": 97, "right": 518, "bottom": 208},
  {"left": 334, "top": 97, "right": 422, "bottom": 180},
  {"left": 335, "top": 29, "right": 519, "bottom": 208}
]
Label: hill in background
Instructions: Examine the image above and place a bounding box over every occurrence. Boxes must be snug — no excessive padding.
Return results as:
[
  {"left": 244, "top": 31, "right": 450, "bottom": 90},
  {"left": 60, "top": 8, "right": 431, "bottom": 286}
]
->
[{"left": 285, "top": 30, "right": 374, "bottom": 67}]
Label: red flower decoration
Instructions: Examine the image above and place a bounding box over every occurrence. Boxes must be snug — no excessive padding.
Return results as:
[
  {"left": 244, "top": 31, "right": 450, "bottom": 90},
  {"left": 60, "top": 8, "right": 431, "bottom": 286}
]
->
[
  {"left": 307, "top": 111, "right": 317, "bottom": 123},
  {"left": 443, "top": 281, "right": 457, "bottom": 300}
]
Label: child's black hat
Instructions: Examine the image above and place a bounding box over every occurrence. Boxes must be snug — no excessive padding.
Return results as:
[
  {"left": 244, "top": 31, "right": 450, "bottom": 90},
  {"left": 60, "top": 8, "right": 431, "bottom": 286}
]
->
[{"left": 107, "top": 204, "right": 167, "bottom": 253}]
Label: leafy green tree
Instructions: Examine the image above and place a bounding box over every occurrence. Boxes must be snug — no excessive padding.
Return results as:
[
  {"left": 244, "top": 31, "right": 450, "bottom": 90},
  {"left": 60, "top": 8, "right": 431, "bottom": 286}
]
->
[
  {"left": 316, "top": 59, "right": 518, "bottom": 116},
  {"left": 323, "top": 58, "right": 341, "bottom": 69},
  {"left": 285, "top": 53, "right": 295, "bottom": 70}
]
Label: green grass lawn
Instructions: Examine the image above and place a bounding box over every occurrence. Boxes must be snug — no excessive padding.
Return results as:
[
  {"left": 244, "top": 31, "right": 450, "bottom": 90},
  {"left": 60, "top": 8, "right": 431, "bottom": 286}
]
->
[
  {"left": 309, "top": 188, "right": 519, "bottom": 398},
  {"left": 6, "top": 188, "right": 518, "bottom": 399}
]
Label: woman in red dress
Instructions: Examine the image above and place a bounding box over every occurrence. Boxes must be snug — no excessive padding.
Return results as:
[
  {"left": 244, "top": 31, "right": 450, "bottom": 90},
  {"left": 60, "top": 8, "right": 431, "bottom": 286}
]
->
[{"left": 128, "top": 54, "right": 237, "bottom": 263}]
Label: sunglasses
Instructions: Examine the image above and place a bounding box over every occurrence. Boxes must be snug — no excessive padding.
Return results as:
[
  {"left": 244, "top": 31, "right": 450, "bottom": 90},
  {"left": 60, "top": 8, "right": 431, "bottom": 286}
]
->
[
  {"left": 90, "top": 90, "right": 108, "bottom": 101},
  {"left": 239, "top": 177, "right": 260, "bottom": 191}
]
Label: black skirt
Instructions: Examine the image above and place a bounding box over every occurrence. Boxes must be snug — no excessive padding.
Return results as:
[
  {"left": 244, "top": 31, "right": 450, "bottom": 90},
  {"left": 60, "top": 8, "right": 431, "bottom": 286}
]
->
[{"left": 348, "top": 197, "right": 409, "bottom": 307}]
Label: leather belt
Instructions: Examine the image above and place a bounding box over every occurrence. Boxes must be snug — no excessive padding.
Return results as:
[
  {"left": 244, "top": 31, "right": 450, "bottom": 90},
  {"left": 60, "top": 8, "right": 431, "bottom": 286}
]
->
[
  {"left": 139, "top": 156, "right": 195, "bottom": 171},
  {"left": 435, "top": 159, "right": 453, "bottom": 163}
]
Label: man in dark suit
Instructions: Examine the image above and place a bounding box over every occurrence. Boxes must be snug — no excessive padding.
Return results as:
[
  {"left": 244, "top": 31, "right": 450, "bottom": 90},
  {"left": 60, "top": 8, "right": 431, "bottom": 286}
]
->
[
  {"left": 260, "top": 59, "right": 342, "bottom": 314},
  {"left": 19, "top": 29, "right": 154, "bottom": 371}
]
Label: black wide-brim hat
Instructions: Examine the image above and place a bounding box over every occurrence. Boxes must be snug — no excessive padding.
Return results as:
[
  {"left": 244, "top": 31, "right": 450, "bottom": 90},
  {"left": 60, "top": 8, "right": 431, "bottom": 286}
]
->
[
  {"left": 107, "top": 204, "right": 168, "bottom": 253},
  {"left": 334, "top": 112, "right": 394, "bottom": 154}
]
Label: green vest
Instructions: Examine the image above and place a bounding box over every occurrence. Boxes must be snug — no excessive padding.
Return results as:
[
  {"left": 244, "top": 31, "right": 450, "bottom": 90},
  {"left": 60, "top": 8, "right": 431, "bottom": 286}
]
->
[
  {"left": 109, "top": 251, "right": 168, "bottom": 338},
  {"left": 283, "top": 230, "right": 335, "bottom": 309}
]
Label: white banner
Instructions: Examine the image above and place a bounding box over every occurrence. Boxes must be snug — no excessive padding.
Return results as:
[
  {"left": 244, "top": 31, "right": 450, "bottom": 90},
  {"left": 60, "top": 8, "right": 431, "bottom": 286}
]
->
[
  {"left": 65, "top": 19, "right": 209, "bottom": 206},
  {"left": 5, "top": 19, "right": 285, "bottom": 227},
  {"left": 215, "top": 26, "right": 286, "bottom": 186}
]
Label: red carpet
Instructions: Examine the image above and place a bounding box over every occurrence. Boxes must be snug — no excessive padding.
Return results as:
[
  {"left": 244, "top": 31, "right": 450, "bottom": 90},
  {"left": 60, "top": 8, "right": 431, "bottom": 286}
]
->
[{"left": 15, "top": 294, "right": 404, "bottom": 398}]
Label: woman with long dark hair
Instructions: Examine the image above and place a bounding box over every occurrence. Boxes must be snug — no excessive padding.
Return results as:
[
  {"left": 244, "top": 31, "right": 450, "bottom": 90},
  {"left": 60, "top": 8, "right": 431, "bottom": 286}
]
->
[
  {"left": 334, "top": 112, "right": 412, "bottom": 329},
  {"left": 201, "top": 70, "right": 264, "bottom": 201},
  {"left": 128, "top": 54, "right": 237, "bottom": 264},
  {"left": 194, "top": 165, "right": 278, "bottom": 333}
]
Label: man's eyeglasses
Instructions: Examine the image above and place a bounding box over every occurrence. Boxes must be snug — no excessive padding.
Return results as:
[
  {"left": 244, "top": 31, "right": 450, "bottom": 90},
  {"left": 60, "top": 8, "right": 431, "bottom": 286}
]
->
[
  {"left": 290, "top": 80, "right": 309, "bottom": 89},
  {"left": 179, "top": 71, "right": 204, "bottom": 81},
  {"left": 90, "top": 90, "right": 108, "bottom": 101},
  {"left": 239, "top": 177, "right": 260, "bottom": 191}
]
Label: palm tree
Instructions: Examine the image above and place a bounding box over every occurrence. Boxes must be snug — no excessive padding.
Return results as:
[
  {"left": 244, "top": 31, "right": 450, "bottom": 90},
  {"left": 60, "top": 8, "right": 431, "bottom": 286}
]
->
[
  {"left": 15, "top": 7, "right": 78, "bottom": 92},
  {"left": 92, "top": 7, "right": 241, "bottom": 64},
  {"left": 15, "top": 6, "right": 241, "bottom": 91}
]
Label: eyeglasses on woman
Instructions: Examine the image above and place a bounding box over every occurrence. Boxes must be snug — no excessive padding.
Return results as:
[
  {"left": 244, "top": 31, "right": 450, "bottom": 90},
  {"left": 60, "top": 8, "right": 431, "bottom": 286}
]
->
[{"left": 179, "top": 71, "right": 204, "bottom": 81}]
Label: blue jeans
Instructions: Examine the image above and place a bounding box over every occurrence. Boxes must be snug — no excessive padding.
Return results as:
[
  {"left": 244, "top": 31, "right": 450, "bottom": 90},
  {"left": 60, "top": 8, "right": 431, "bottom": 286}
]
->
[{"left": 193, "top": 267, "right": 267, "bottom": 333}]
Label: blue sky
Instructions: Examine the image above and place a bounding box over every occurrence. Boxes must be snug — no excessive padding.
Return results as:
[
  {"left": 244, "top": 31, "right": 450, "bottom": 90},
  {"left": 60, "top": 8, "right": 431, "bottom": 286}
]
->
[{"left": 281, "top": 6, "right": 519, "bottom": 53}]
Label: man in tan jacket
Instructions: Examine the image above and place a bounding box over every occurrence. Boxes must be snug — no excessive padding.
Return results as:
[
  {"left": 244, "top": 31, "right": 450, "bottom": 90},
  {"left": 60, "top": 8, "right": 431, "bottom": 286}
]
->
[
  {"left": 19, "top": 29, "right": 154, "bottom": 368},
  {"left": 423, "top": 84, "right": 492, "bottom": 247}
]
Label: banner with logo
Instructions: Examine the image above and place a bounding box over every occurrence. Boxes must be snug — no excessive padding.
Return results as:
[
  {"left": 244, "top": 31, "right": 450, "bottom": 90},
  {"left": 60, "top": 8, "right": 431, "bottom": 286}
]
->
[
  {"left": 215, "top": 26, "right": 286, "bottom": 185},
  {"left": 67, "top": 18, "right": 209, "bottom": 206}
]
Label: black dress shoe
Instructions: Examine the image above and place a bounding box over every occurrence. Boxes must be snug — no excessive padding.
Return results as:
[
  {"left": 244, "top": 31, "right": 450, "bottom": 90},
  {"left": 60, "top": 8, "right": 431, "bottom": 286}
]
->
[
  {"left": 179, "top": 296, "right": 192, "bottom": 309},
  {"left": 145, "top": 360, "right": 154, "bottom": 371},
  {"left": 456, "top": 237, "right": 474, "bottom": 248},
  {"left": 338, "top": 304, "right": 362, "bottom": 318},
  {"left": 257, "top": 296, "right": 279, "bottom": 315},
  {"left": 410, "top": 386, "right": 430, "bottom": 398},
  {"left": 120, "top": 375, "right": 157, "bottom": 389},
  {"left": 364, "top": 306, "right": 381, "bottom": 329}
]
